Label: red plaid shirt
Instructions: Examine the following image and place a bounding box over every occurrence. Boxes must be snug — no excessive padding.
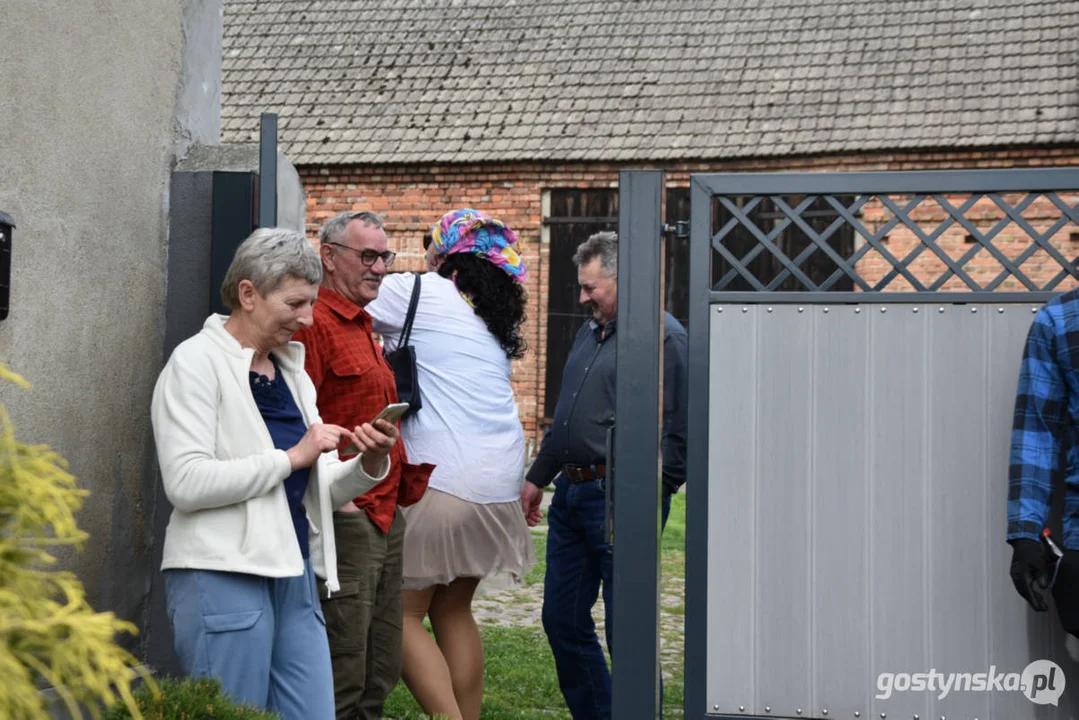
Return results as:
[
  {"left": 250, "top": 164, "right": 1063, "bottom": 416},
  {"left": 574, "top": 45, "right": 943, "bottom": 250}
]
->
[{"left": 293, "top": 287, "right": 432, "bottom": 534}]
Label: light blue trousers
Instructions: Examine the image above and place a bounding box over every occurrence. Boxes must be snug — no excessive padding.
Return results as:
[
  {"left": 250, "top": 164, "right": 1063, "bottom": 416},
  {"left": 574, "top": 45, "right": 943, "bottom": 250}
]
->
[{"left": 164, "top": 558, "right": 334, "bottom": 720}]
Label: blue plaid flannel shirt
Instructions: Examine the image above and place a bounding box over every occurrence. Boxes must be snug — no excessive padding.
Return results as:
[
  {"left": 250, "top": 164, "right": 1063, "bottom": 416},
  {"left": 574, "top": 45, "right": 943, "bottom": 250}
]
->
[{"left": 1009, "top": 289, "right": 1079, "bottom": 548}]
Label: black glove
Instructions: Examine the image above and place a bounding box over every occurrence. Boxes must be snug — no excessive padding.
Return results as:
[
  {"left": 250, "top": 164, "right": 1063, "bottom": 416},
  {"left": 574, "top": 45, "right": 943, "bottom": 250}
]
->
[{"left": 1010, "top": 538, "right": 1052, "bottom": 612}]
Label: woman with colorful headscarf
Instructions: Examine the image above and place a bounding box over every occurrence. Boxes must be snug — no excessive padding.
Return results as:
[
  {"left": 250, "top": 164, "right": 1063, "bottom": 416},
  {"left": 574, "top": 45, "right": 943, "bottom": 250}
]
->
[{"left": 366, "top": 208, "right": 535, "bottom": 720}]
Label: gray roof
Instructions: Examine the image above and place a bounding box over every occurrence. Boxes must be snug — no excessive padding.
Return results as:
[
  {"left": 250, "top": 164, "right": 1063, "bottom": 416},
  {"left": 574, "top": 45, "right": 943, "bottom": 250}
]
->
[{"left": 221, "top": 0, "right": 1079, "bottom": 166}]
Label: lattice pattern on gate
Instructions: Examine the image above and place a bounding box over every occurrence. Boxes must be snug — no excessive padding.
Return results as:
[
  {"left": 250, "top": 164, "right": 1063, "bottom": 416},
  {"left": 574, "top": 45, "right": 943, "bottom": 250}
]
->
[{"left": 709, "top": 191, "right": 1079, "bottom": 294}]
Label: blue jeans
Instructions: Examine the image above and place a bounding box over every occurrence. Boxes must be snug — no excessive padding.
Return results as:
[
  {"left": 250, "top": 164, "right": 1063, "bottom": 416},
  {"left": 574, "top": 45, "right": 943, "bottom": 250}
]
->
[
  {"left": 164, "top": 558, "right": 334, "bottom": 720},
  {"left": 541, "top": 477, "right": 672, "bottom": 720}
]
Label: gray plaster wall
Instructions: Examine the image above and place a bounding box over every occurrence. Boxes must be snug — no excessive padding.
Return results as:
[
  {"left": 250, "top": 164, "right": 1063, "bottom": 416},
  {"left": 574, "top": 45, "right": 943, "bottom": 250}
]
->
[{"left": 0, "top": 0, "right": 221, "bottom": 657}]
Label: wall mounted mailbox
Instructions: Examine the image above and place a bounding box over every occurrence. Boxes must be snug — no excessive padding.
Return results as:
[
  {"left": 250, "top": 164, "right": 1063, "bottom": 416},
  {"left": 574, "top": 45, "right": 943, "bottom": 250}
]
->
[{"left": 0, "top": 211, "right": 13, "bottom": 321}]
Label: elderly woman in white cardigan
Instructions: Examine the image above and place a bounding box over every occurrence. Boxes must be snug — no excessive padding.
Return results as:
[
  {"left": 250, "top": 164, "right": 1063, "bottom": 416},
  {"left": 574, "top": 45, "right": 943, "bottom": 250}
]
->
[{"left": 150, "top": 227, "right": 399, "bottom": 720}]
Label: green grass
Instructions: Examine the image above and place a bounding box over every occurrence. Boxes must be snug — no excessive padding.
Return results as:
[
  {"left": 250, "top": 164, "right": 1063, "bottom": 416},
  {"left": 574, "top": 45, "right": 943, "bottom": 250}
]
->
[
  {"left": 104, "top": 677, "right": 280, "bottom": 719},
  {"left": 382, "top": 492, "right": 687, "bottom": 719},
  {"left": 522, "top": 531, "right": 546, "bottom": 586},
  {"left": 382, "top": 626, "right": 572, "bottom": 720}
]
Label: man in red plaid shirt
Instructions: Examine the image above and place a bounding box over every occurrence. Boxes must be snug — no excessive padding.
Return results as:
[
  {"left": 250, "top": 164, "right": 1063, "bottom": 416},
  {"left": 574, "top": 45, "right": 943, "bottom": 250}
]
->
[{"left": 293, "top": 211, "right": 434, "bottom": 720}]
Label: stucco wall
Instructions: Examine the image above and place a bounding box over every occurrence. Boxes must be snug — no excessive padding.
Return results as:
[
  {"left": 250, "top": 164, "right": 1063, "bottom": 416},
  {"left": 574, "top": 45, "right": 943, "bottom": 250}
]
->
[{"left": 0, "top": 0, "right": 221, "bottom": 646}]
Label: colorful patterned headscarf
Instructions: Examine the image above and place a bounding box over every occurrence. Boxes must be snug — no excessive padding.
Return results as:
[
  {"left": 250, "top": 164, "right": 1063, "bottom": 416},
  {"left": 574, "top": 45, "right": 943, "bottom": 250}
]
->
[{"left": 429, "top": 208, "right": 527, "bottom": 283}]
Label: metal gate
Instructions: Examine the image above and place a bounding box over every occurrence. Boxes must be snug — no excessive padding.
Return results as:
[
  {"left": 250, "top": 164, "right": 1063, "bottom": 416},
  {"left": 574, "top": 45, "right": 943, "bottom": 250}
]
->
[{"left": 607, "top": 168, "right": 1079, "bottom": 719}]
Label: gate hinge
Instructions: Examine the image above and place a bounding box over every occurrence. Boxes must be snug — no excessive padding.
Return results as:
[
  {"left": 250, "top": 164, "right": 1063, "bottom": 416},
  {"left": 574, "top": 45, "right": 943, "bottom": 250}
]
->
[{"left": 662, "top": 220, "right": 690, "bottom": 240}]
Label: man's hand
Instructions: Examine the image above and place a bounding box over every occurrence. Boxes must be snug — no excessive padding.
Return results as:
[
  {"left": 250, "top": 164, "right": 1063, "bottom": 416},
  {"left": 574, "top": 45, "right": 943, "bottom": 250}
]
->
[
  {"left": 350, "top": 418, "right": 399, "bottom": 477},
  {"left": 520, "top": 481, "right": 545, "bottom": 527},
  {"left": 287, "top": 423, "right": 361, "bottom": 470},
  {"left": 1010, "top": 538, "right": 1052, "bottom": 611}
]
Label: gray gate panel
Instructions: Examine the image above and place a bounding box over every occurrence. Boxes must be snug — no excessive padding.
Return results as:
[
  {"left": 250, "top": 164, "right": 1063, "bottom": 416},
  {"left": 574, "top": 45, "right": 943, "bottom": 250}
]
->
[
  {"left": 707, "top": 305, "right": 759, "bottom": 713},
  {"left": 708, "top": 302, "right": 1079, "bottom": 718},
  {"left": 928, "top": 306, "right": 991, "bottom": 720},
  {"left": 756, "top": 305, "right": 814, "bottom": 715},
  {"left": 811, "top": 304, "right": 871, "bottom": 719},
  {"left": 867, "top": 305, "right": 931, "bottom": 720},
  {"left": 693, "top": 169, "right": 1079, "bottom": 719}
]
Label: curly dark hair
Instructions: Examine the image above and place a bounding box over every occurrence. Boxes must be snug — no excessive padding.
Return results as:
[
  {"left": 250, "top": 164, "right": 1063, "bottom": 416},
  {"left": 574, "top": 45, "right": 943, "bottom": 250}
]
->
[{"left": 437, "top": 253, "right": 527, "bottom": 359}]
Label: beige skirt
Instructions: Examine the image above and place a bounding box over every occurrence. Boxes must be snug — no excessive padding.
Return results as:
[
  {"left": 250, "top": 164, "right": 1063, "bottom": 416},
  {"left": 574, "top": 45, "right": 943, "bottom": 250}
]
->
[{"left": 400, "top": 487, "right": 537, "bottom": 593}]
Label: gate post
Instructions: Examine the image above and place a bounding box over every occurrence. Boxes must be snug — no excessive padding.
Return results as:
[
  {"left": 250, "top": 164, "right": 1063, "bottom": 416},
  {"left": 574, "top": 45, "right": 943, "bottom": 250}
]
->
[
  {"left": 612, "top": 169, "right": 664, "bottom": 719},
  {"left": 258, "top": 111, "right": 278, "bottom": 227}
]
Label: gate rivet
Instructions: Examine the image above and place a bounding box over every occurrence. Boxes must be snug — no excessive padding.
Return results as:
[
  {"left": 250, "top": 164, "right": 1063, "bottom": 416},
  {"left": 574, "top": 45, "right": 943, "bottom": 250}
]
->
[
  {"left": 938, "top": 307, "right": 945, "bottom": 313},
  {"left": 765, "top": 706, "right": 771, "bottom": 713},
  {"left": 739, "top": 706, "right": 745, "bottom": 712},
  {"left": 880, "top": 714, "right": 886, "bottom": 719},
  {"left": 853, "top": 714, "right": 859, "bottom": 718},
  {"left": 1033, "top": 307, "right": 1038, "bottom": 313},
  {"left": 742, "top": 307, "right": 749, "bottom": 313},
  {"left": 881, "top": 307, "right": 887, "bottom": 313},
  {"left": 998, "top": 307, "right": 1004, "bottom": 314},
  {"left": 855, "top": 307, "right": 861, "bottom": 313},
  {"left": 713, "top": 704, "right": 719, "bottom": 711},
  {"left": 798, "top": 307, "right": 804, "bottom": 313},
  {"left": 912, "top": 307, "right": 919, "bottom": 313},
  {"left": 767, "top": 307, "right": 773, "bottom": 313},
  {"left": 823, "top": 307, "right": 830, "bottom": 313},
  {"left": 971, "top": 307, "right": 977, "bottom": 313},
  {"left": 913, "top": 716, "right": 919, "bottom": 720},
  {"left": 718, "top": 307, "right": 723, "bottom": 313},
  {"left": 797, "top": 709, "right": 803, "bottom": 715}
]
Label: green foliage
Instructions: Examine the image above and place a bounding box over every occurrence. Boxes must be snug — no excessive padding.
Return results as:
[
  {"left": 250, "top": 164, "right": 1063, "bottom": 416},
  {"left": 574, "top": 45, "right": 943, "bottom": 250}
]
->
[
  {"left": 0, "top": 363, "right": 154, "bottom": 719},
  {"left": 103, "top": 677, "right": 280, "bottom": 720}
]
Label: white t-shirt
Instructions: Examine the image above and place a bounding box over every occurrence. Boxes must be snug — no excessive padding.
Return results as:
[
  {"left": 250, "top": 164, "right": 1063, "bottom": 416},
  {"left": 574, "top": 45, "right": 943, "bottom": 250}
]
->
[{"left": 366, "top": 271, "right": 525, "bottom": 504}]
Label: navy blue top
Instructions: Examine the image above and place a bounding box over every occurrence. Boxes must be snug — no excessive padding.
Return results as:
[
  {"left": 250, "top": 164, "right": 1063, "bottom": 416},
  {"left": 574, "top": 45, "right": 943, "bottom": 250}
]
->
[
  {"left": 526, "top": 312, "right": 689, "bottom": 494},
  {"left": 250, "top": 358, "right": 311, "bottom": 558}
]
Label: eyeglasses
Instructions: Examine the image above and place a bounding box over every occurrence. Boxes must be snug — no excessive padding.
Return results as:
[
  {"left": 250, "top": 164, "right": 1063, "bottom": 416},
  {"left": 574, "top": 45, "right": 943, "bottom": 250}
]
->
[{"left": 326, "top": 243, "right": 396, "bottom": 268}]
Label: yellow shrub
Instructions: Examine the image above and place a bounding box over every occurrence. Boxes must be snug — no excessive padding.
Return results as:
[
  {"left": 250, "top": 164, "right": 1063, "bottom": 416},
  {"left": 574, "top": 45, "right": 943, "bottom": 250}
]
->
[{"left": 0, "top": 363, "right": 155, "bottom": 719}]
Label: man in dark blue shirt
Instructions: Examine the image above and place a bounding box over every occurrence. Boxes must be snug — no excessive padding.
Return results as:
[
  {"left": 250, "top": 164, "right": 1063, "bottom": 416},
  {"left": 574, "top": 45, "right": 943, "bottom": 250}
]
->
[{"left": 520, "top": 230, "right": 688, "bottom": 720}]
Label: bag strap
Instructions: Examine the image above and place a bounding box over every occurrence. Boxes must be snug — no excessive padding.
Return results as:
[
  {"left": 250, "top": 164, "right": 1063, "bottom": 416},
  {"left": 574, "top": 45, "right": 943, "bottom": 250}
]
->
[{"left": 399, "top": 273, "right": 421, "bottom": 347}]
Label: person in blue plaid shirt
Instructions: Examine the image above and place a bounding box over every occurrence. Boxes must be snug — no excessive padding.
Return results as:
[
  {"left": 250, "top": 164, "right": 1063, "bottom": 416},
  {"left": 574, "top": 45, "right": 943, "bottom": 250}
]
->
[{"left": 1008, "top": 289, "right": 1079, "bottom": 612}]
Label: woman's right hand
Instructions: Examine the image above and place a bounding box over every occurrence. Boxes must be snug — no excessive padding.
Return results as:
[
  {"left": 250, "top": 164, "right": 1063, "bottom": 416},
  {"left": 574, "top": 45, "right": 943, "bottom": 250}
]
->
[{"left": 286, "top": 423, "right": 361, "bottom": 470}]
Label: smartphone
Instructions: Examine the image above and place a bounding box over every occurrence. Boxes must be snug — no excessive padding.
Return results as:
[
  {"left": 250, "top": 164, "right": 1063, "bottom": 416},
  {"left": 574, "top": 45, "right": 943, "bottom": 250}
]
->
[
  {"left": 341, "top": 402, "right": 410, "bottom": 456},
  {"left": 373, "top": 402, "right": 410, "bottom": 424}
]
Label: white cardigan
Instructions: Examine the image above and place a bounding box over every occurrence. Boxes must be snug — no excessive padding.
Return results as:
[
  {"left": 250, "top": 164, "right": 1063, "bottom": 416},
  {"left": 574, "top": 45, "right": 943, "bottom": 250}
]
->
[{"left": 151, "top": 314, "right": 388, "bottom": 595}]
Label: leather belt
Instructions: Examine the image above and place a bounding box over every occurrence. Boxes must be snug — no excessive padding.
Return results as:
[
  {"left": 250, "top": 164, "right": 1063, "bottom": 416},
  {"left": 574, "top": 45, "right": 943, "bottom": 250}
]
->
[{"left": 563, "top": 463, "right": 606, "bottom": 484}]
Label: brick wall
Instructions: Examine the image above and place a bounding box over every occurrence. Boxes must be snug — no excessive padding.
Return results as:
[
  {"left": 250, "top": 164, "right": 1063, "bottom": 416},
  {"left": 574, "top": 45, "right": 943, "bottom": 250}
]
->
[{"left": 298, "top": 146, "right": 1079, "bottom": 452}]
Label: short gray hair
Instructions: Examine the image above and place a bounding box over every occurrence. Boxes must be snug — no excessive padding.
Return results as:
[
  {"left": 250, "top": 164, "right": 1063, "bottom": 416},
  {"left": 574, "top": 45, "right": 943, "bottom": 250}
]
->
[
  {"left": 318, "top": 211, "right": 384, "bottom": 246},
  {"left": 220, "top": 227, "right": 323, "bottom": 310},
  {"left": 572, "top": 230, "right": 617, "bottom": 276}
]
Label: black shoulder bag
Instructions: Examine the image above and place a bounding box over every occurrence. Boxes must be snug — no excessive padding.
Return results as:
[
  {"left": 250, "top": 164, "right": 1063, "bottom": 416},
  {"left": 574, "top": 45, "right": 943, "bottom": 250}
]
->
[{"left": 383, "top": 273, "right": 422, "bottom": 418}]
